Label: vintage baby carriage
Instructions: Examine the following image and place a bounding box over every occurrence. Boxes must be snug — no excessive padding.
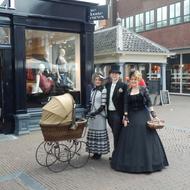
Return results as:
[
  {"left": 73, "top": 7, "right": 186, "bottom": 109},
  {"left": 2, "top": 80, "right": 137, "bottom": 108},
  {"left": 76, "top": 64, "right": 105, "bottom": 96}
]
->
[{"left": 35, "top": 93, "right": 89, "bottom": 172}]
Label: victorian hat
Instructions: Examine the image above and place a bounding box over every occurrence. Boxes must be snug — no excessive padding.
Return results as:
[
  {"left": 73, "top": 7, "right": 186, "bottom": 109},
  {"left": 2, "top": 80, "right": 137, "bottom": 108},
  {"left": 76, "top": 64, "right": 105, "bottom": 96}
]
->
[{"left": 109, "top": 64, "right": 121, "bottom": 74}]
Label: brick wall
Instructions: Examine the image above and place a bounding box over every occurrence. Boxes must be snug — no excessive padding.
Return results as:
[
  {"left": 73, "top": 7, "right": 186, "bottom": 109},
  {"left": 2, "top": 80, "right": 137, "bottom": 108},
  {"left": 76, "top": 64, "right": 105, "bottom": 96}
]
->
[{"left": 140, "top": 23, "right": 190, "bottom": 49}]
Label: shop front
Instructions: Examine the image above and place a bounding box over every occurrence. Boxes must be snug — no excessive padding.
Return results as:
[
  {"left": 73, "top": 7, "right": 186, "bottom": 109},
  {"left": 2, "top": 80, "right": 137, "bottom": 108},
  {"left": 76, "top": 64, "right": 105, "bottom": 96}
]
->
[
  {"left": 167, "top": 53, "right": 190, "bottom": 94},
  {"left": 0, "top": 0, "right": 95, "bottom": 135}
]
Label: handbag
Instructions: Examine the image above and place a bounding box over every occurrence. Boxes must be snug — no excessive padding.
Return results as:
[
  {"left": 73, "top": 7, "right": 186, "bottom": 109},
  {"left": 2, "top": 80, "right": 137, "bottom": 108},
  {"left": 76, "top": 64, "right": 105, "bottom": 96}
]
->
[{"left": 147, "top": 118, "right": 165, "bottom": 129}]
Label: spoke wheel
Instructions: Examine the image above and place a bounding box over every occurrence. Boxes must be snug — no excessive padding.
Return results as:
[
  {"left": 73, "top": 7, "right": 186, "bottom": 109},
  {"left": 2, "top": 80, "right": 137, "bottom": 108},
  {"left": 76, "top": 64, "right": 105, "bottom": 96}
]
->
[
  {"left": 46, "top": 143, "right": 70, "bottom": 172},
  {"left": 69, "top": 141, "right": 90, "bottom": 168},
  {"left": 35, "top": 141, "right": 53, "bottom": 166}
]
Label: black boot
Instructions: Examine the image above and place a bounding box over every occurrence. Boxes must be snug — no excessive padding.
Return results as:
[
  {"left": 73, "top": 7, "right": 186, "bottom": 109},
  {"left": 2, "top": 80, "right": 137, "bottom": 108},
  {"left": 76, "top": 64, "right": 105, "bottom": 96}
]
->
[{"left": 91, "top": 153, "right": 102, "bottom": 160}]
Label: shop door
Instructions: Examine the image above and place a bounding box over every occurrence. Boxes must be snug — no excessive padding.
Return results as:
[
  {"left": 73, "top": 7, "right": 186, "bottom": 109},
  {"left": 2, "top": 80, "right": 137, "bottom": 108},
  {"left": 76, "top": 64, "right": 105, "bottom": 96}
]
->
[{"left": 0, "top": 49, "right": 14, "bottom": 134}]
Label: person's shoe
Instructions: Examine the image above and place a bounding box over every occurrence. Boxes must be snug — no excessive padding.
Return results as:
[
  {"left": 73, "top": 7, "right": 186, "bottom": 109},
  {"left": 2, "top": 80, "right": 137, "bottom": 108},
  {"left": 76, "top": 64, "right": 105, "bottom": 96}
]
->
[
  {"left": 91, "top": 153, "right": 101, "bottom": 160},
  {"left": 95, "top": 154, "right": 101, "bottom": 160}
]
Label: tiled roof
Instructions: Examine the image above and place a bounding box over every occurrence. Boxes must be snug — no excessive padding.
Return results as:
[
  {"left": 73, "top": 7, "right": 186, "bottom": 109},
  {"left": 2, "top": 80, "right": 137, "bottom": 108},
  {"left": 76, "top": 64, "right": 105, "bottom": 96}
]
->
[
  {"left": 94, "top": 27, "right": 117, "bottom": 54},
  {"left": 94, "top": 25, "right": 170, "bottom": 55}
]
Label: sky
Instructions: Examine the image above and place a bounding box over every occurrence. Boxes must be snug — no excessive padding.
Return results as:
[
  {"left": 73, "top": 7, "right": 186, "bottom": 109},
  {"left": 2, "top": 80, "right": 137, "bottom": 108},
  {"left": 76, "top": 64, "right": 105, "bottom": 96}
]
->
[{"left": 77, "top": 0, "right": 106, "bottom": 5}]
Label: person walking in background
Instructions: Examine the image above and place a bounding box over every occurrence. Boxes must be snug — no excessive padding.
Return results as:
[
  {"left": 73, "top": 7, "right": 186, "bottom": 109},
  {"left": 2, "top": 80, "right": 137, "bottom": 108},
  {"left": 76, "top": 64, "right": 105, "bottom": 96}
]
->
[
  {"left": 111, "top": 70, "right": 169, "bottom": 173},
  {"left": 86, "top": 73, "right": 110, "bottom": 160},
  {"left": 105, "top": 64, "right": 127, "bottom": 155}
]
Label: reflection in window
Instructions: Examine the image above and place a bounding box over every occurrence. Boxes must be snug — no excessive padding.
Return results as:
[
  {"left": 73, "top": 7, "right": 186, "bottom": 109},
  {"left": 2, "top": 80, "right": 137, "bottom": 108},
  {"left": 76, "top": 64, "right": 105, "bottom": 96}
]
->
[
  {"left": 157, "top": 6, "right": 167, "bottom": 28},
  {"left": 0, "top": 26, "right": 10, "bottom": 44},
  {"left": 170, "top": 2, "right": 181, "bottom": 25},
  {"left": 25, "top": 30, "right": 81, "bottom": 107},
  {"left": 135, "top": 13, "right": 144, "bottom": 32},
  {"left": 145, "top": 10, "right": 155, "bottom": 30},
  {"left": 184, "top": 0, "right": 190, "bottom": 22}
]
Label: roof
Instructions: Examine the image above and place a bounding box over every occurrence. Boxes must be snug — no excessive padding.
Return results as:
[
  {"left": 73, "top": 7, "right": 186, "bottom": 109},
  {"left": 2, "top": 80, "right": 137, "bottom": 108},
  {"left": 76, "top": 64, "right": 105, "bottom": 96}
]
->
[{"left": 94, "top": 25, "right": 170, "bottom": 55}]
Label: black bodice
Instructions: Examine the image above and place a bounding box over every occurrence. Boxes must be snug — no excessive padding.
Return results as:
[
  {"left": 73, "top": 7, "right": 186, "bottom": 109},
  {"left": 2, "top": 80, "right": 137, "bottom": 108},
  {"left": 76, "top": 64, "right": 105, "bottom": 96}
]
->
[{"left": 128, "top": 93, "right": 145, "bottom": 111}]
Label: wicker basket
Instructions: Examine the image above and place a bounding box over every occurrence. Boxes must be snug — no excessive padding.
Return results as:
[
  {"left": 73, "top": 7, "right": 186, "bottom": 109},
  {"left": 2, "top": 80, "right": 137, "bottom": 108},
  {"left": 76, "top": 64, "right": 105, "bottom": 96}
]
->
[
  {"left": 147, "top": 119, "right": 165, "bottom": 129},
  {"left": 40, "top": 118, "right": 87, "bottom": 142}
]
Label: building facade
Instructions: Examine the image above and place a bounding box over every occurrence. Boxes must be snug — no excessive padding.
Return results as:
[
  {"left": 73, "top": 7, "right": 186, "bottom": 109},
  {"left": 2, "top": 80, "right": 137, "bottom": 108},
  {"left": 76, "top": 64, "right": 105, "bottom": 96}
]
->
[
  {"left": 113, "top": 0, "right": 190, "bottom": 95},
  {"left": 0, "top": 0, "right": 95, "bottom": 135}
]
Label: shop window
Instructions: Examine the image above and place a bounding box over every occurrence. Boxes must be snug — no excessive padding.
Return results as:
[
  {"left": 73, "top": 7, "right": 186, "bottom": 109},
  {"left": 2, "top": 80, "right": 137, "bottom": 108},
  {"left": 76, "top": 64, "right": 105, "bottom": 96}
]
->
[
  {"left": 0, "top": 26, "right": 10, "bottom": 44},
  {"left": 184, "top": 0, "right": 190, "bottom": 22},
  {"left": 145, "top": 10, "right": 155, "bottom": 30},
  {"left": 25, "top": 30, "right": 81, "bottom": 108},
  {"left": 169, "top": 2, "right": 181, "bottom": 25},
  {"left": 135, "top": 13, "right": 144, "bottom": 32},
  {"left": 147, "top": 65, "right": 161, "bottom": 81},
  {"left": 170, "top": 64, "right": 180, "bottom": 93},
  {"left": 182, "top": 62, "right": 190, "bottom": 93},
  {"left": 157, "top": 6, "right": 167, "bottom": 28}
]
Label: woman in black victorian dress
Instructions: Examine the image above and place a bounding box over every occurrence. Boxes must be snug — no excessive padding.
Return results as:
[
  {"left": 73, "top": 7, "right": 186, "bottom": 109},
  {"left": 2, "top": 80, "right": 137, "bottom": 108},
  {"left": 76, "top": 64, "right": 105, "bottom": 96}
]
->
[{"left": 111, "top": 71, "right": 169, "bottom": 173}]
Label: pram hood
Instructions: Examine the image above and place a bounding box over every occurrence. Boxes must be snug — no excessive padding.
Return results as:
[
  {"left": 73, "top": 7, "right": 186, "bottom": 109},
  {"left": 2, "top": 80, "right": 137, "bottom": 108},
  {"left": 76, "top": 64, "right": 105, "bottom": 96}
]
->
[{"left": 40, "top": 93, "right": 75, "bottom": 126}]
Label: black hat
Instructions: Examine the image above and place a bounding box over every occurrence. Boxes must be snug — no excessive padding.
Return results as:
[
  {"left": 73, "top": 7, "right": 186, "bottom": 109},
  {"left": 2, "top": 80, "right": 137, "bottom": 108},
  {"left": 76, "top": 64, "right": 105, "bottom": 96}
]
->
[{"left": 110, "top": 64, "right": 121, "bottom": 74}]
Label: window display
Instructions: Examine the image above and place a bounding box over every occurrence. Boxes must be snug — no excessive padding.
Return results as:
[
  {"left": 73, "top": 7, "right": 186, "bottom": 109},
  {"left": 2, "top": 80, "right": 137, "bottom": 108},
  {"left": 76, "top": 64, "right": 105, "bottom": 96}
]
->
[
  {"left": 25, "top": 30, "right": 81, "bottom": 107},
  {"left": 182, "top": 64, "right": 190, "bottom": 93},
  {"left": 170, "top": 64, "right": 180, "bottom": 93}
]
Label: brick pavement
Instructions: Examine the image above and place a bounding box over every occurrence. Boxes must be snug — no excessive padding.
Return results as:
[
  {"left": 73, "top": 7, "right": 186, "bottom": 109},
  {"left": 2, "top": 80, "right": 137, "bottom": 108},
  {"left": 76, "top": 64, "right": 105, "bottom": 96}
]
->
[{"left": 0, "top": 95, "right": 190, "bottom": 190}]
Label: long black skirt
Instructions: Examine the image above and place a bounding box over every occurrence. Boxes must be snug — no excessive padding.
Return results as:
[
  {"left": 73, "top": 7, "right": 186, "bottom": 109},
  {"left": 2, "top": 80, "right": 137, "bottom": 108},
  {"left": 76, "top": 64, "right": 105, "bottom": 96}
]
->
[{"left": 111, "top": 108, "right": 169, "bottom": 173}]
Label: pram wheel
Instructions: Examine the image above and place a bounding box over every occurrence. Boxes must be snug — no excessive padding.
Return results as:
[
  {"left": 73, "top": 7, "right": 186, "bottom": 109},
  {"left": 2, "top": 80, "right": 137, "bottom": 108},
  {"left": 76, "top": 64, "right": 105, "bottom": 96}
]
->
[
  {"left": 35, "top": 141, "right": 53, "bottom": 167},
  {"left": 69, "top": 140, "right": 90, "bottom": 168},
  {"left": 46, "top": 143, "right": 70, "bottom": 172}
]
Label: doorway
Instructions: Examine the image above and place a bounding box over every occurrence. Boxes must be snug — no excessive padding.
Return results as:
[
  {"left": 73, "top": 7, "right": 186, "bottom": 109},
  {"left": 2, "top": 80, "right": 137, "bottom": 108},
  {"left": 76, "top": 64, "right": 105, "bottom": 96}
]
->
[{"left": 0, "top": 48, "right": 14, "bottom": 134}]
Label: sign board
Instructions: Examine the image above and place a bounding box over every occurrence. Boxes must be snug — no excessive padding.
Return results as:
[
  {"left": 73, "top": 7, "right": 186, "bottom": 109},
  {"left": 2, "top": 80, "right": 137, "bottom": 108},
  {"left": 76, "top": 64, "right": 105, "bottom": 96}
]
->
[
  {"left": 89, "top": 5, "right": 108, "bottom": 21},
  {"left": 160, "top": 90, "right": 170, "bottom": 105},
  {"left": 0, "top": 0, "right": 15, "bottom": 9}
]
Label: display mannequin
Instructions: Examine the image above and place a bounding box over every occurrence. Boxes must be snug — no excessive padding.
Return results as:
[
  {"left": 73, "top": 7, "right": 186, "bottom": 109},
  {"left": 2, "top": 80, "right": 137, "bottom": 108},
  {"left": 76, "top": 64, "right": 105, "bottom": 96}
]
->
[
  {"left": 56, "top": 48, "right": 73, "bottom": 88},
  {"left": 32, "top": 63, "right": 54, "bottom": 94},
  {"left": 56, "top": 48, "right": 68, "bottom": 82}
]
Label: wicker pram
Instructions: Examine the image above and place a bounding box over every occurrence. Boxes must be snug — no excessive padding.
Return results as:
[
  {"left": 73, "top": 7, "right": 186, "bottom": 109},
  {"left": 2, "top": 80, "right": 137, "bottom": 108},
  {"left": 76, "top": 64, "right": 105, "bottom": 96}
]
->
[{"left": 40, "top": 93, "right": 87, "bottom": 142}]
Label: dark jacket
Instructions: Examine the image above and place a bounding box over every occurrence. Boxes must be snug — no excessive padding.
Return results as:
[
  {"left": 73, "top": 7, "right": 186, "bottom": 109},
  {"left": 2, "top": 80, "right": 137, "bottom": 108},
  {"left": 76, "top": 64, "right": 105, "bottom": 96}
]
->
[
  {"left": 125, "top": 86, "right": 152, "bottom": 113},
  {"left": 106, "top": 81, "right": 128, "bottom": 116}
]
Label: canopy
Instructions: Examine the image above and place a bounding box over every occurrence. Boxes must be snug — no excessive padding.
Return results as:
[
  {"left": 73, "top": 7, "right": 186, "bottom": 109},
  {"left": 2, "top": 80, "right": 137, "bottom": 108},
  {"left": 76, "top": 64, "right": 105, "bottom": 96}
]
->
[{"left": 40, "top": 93, "right": 75, "bottom": 125}]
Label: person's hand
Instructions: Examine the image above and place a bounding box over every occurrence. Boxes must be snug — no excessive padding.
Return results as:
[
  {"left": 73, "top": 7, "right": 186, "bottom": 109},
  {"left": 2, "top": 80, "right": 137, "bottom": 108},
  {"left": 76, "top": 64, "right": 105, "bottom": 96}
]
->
[
  {"left": 123, "top": 115, "right": 129, "bottom": 127},
  {"left": 150, "top": 111, "right": 157, "bottom": 118}
]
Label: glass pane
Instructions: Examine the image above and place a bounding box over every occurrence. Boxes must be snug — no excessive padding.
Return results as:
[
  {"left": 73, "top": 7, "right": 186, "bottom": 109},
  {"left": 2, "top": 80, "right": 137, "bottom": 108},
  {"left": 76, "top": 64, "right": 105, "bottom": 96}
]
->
[
  {"left": 25, "top": 30, "right": 81, "bottom": 108},
  {"left": 157, "top": 8, "right": 162, "bottom": 21},
  {"left": 170, "top": 64, "right": 180, "bottom": 93},
  {"left": 139, "top": 13, "right": 144, "bottom": 26},
  {"left": 170, "top": 4, "right": 174, "bottom": 18},
  {"left": 146, "top": 12, "right": 150, "bottom": 24},
  {"left": 150, "top": 10, "right": 154, "bottom": 22},
  {"left": 0, "top": 26, "right": 10, "bottom": 44},
  {"left": 176, "top": 2, "right": 181, "bottom": 17},
  {"left": 184, "top": 0, "right": 190, "bottom": 15},
  {"left": 135, "top": 15, "right": 140, "bottom": 26},
  {"left": 182, "top": 64, "right": 190, "bottom": 93},
  {"left": 162, "top": 6, "right": 167, "bottom": 20},
  {"left": 184, "top": 15, "right": 190, "bottom": 22},
  {"left": 130, "top": 16, "right": 133, "bottom": 27},
  {"left": 126, "top": 17, "right": 129, "bottom": 28}
]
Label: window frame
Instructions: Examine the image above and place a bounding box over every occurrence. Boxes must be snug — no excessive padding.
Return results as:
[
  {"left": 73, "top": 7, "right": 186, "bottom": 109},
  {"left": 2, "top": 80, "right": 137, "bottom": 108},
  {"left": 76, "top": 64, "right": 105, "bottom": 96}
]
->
[
  {"left": 135, "top": 13, "right": 144, "bottom": 32},
  {"left": 169, "top": 2, "right": 181, "bottom": 25},
  {"left": 145, "top": 10, "right": 155, "bottom": 30},
  {"left": 184, "top": 0, "right": 190, "bottom": 22},
  {"left": 157, "top": 6, "right": 167, "bottom": 28}
]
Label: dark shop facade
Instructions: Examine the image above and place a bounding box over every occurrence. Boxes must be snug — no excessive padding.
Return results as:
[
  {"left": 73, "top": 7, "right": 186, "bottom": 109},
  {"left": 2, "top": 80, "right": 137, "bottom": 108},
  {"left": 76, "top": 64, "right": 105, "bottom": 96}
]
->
[{"left": 0, "top": 0, "right": 95, "bottom": 135}]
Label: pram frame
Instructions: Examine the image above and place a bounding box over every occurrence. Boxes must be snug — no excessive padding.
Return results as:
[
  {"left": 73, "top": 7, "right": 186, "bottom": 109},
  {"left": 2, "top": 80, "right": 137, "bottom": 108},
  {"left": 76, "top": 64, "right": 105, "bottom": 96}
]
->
[{"left": 35, "top": 117, "right": 90, "bottom": 172}]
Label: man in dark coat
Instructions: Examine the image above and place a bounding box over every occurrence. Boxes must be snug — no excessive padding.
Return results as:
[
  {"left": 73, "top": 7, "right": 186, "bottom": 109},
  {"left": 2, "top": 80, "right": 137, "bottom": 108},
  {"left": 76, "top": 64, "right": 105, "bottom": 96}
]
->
[{"left": 106, "top": 64, "right": 127, "bottom": 152}]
